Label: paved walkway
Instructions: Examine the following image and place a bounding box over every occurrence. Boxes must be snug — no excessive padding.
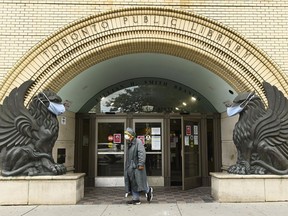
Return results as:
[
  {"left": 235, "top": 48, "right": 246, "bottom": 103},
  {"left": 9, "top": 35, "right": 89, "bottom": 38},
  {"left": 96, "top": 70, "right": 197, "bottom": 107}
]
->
[
  {"left": 78, "top": 186, "right": 213, "bottom": 204},
  {"left": 1, "top": 187, "right": 288, "bottom": 216},
  {"left": 1, "top": 202, "right": 288, "bottom": 216}
]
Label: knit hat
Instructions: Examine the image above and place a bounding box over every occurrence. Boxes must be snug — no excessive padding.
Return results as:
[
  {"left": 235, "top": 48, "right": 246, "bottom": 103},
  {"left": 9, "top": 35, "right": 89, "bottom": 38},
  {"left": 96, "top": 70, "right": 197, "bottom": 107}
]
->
[{"left": 124, "top": 127, "right": 136, "bottom": 137}]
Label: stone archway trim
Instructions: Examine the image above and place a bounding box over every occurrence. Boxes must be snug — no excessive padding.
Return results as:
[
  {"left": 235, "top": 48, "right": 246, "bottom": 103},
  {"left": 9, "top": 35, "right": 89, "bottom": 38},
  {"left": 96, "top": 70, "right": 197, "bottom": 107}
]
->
[{"left": 0, "top": 7, "right": 287, "bottom": 105}]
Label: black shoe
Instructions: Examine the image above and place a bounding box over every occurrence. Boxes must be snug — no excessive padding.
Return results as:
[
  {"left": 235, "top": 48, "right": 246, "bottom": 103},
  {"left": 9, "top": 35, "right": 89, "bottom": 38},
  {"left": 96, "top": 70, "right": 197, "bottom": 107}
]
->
[
  {"left": 146, "top": 187, "right": 153, "bottom": 202},
  {"left": 126, "top": 200, "right": 141, "bottom": 205}
]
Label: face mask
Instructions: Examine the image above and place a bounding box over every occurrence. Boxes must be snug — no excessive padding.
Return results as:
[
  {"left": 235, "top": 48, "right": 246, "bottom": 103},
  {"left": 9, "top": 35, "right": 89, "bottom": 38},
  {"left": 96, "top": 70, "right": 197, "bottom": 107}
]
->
[
  {"left": 227, "top": 93, "right": 254, "bottom": 117},
  {"left": 227, "top": 105, "right": 243, "bottom": 117},
  {"left": 48, "top": 102, "right": 65, "bottom": 116},
  {"left": 38, "top": 92, "right": 65, "bottom": 116},
  {"left": 124, "top": 134, "right": 130, "bottom": 140}
]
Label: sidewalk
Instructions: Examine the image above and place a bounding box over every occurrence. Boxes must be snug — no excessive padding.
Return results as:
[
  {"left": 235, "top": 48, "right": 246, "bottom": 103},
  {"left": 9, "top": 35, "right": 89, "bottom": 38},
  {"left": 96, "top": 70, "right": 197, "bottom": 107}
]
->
[{"left": 1, "top": 202, "right": 288, "bottom": 216}]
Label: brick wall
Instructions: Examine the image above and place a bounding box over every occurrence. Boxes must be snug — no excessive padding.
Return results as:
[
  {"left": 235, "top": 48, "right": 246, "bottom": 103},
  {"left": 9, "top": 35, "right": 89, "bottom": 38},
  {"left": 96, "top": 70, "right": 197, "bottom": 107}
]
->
[{"left": 0, "top": 0, "right": 287, "bottom": 80}]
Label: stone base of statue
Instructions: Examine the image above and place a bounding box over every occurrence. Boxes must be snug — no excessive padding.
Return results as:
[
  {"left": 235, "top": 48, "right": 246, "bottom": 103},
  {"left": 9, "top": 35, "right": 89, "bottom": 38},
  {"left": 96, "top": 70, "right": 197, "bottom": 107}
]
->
[
  {"left": 210, "top": 172, "right": 288, "bottom": 202},
  {"left": 0, "top": 173, "right": 85, "bottom": 205}
]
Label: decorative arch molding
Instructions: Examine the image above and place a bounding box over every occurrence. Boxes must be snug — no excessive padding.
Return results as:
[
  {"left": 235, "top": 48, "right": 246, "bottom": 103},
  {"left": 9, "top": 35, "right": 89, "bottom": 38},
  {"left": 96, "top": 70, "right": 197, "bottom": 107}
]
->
[{"left": 0, "top": 7, "right": 287, "bottom": 105}]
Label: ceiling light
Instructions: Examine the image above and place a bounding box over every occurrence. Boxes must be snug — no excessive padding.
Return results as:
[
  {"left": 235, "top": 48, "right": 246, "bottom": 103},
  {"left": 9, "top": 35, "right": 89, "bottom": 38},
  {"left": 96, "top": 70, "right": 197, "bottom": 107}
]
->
[
  {"left": 191, "top": 96, "right": 197, "bottom": 101},
  {"left": 182, "top": 102, "right": 187, "bottom": 106}
]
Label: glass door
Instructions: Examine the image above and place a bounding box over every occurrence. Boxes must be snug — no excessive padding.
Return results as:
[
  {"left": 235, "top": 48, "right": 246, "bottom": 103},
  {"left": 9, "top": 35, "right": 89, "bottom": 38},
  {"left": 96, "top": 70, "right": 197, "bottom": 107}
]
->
[
  {"left": 96, "top": 119, "right": 125, "bottom": 177},
  {"left": 133, "top": 119, "right": 163, "bottom": 177},
  {"left": 182, "top": 117, "right": 201, "bottom": 190},
  {"left": 170, "top": 118, "right": 182, "bottom": 186}
]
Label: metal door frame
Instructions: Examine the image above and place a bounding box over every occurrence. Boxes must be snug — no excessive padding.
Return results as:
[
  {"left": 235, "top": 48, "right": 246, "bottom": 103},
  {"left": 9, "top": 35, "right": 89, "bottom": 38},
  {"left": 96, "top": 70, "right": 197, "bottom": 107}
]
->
[
  {"left": 181, "top": 116, "right": 202, "bottom": 190},
  {"left": 94, "top": 117, "right": 127, "bottom": 187},
  {"left": 132, "top": 118, "right": 165, "bottom": 186}
]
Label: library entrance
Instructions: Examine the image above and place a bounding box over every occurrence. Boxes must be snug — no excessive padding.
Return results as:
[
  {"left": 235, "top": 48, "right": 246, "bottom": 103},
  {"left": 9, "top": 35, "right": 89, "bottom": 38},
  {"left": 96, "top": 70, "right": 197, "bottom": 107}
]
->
[
  {"left": 3, "top": 7, "right": 287, "bottom": 193},
  {"left": 75, "top": 112, "right": 221, "bottom": 190},
  {"left": 75, "top": 79, "right": 221, "bottom": 190}
]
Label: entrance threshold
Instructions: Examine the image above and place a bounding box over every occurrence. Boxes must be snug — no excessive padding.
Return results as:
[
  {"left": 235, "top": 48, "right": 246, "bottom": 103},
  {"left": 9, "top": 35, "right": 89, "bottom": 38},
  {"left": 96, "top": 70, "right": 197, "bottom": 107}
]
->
[{"left": 77, "top": 186, "right": 213, "bottom": 204}]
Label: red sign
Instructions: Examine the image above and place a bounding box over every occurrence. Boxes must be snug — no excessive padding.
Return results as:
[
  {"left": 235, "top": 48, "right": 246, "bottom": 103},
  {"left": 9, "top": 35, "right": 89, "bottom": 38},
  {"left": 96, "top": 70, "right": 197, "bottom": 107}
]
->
[
  {"left": 186, "top": 125, "right": 191, "bottom": 135},
  {"left": 113, "top": 133, "right": 121, "bottom": 143}
]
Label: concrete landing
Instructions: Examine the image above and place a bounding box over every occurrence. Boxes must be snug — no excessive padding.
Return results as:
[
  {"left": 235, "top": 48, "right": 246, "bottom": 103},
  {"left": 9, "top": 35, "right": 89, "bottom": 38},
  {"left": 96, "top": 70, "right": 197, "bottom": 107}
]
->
[
  {"left": 0, "top": 173, "right": 85, "bottom": 205},
  {"left": 210, "top": 172, "right": 288, "bottom": 202}
]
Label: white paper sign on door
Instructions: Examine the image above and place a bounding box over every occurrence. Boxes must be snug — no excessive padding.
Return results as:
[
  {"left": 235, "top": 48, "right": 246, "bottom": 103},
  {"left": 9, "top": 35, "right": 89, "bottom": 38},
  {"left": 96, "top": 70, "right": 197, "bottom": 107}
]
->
[
  {"left": 151, "top": 127, "right": 161, "bottom": 135},
  {"left": 152, "top": 136, "right": 161, "bottom": 150},
  {"left": 185, "top": 136, "right": 190, "bottom": 146}
]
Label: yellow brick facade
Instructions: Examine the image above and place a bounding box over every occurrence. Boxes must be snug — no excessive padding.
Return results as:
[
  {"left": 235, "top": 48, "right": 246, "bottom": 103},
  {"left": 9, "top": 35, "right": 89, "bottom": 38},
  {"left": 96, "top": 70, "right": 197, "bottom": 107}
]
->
[
  {"left": 0, "top": 0, "right": 287, "bottom": 185},
  {"left": 0, "top": 0, "right": 287, "bottom": 83}
]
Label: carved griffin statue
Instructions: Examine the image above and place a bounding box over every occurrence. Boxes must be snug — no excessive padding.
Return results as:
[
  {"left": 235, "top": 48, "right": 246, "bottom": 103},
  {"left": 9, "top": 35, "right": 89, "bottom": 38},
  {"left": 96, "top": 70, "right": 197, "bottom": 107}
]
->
[
  {"left": 0, "top": 80, "right": 66, "bottom": 176},
  {"left": 227, "top": 81, "right": 288, "bottom": 175}
]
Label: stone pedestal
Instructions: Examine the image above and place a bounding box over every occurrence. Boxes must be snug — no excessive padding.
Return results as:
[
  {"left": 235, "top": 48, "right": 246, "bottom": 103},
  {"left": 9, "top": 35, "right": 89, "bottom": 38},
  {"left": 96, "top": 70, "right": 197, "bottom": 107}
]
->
[
  {"left": 210, "top": 172, "right": 288, "bottom": 202},
  {"left": 0, "top": 173, "right": 85, "bottom": 205}
]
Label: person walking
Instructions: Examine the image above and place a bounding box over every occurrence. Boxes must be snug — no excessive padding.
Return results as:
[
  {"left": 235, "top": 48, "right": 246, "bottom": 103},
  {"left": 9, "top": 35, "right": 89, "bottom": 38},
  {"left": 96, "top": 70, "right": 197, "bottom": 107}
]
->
[{"left": 124, "top": 127, "right": 153, "bottom": 205}]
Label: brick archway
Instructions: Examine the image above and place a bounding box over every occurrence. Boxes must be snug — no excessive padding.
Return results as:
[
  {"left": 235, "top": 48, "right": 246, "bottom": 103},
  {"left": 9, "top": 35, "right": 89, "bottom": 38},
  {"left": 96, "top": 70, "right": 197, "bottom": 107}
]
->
[{"left": 0, "top": 7, "right": 287, "bottom": 104}]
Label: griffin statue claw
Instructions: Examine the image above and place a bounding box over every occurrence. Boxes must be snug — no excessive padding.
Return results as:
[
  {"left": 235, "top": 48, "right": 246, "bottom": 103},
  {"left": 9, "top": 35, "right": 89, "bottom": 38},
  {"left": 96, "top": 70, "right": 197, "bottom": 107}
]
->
[
  {"left": 0, "top": 80, "right": 66, "bottom": 176},
  {"left": 227, "top": 81, "right": 288, "bottom": 175}
]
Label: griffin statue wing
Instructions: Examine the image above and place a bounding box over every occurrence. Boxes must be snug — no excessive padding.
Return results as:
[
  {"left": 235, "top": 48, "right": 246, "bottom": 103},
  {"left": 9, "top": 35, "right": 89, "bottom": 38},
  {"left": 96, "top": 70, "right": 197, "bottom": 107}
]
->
[
  {"left": 0, "top": 80, "right": 40, "bottom": 150},
  {"left": 253, "top": 82, "right": 288, "bottom": 147}
]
